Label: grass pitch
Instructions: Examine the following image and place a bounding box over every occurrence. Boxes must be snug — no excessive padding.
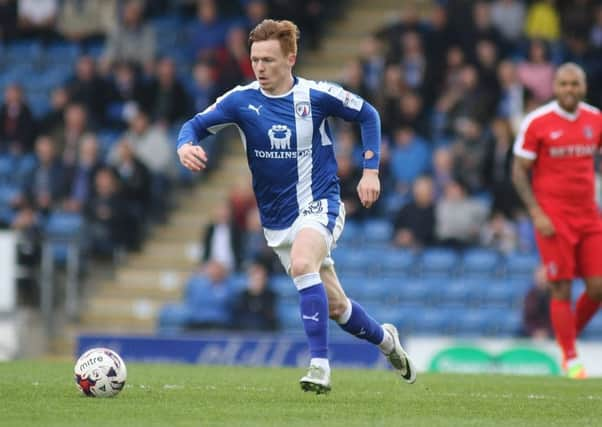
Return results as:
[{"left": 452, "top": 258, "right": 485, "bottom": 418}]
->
[{"left": 1, "top": 361, "right": 601, "bottom": 427}]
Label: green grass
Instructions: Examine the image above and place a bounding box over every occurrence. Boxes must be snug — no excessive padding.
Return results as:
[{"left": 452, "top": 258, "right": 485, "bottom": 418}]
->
[{"left": 1, "top": 361, "right": 601, "bottom": 427}]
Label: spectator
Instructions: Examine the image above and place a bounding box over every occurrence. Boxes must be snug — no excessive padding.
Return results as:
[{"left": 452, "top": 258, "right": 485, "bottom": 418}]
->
[
  {"left": 38, "top": 86, "right": 69, "bottom": 134},
  {"left": 480, "top": 211, "right": 518, "bottom": 254},
  {"left": 482, "top": 117, "right": 521, "bottom": 218},
  {"left": 109, "top": 138, "right": 151, "bottom": 224},
  {"left": 336, "top": 150, "right": 363, "bottom": 221},
  {"left": 63, "top": 134, "right": 103, "bottom": 213},
  {"left": 524, "top": 0, "right": 561, "bottom": 42},
  {"left": 0, "top": 0, "right": 18, "bottom": 41},
  {"left": 189, "top": 60, "right": 219, "bottom": 113},
  {"left": 590, "top": 4, "right": 602, "bottom": 50},
  {"left": 397, "top": 91, "right": 428, "bottom": 138},
  {"left": 516, "top": 39, "right": 555, "bottom": 103},
  {"left": 340, "top": 59, "right": 371, "bottom": 104},
  {"left": 390, "top": 126, "right": 431, "bottom": 200},
  {"left": 188, "top": 0, "right": 229, "bottom": 61},
  {"left": 202, "top": 202, "right": 243, "bottom": 273},
  {"left": 214, "top": 26, "right": 256, "bottom": 92},
  {"left": 435, "top": 179, "right": 488, "bottom": 248},
  {"left": 0, "top": 84, "right": 36, "bottom": 155},
  {"left": 53, "top": 103, "right": 92, "bottom": 168},
  {"left": 490, "top": 0, "right": 526, "bottom": 45},
  {"left": 17, "top": 0, "right": 59, "bottom": 43},
  {"left": 400, "top": 31, "right": 427, "bottom": 91},
  {"left": 104, "top": 61, "right": 146, "bottom": 129},
  {"left": 431, "top": 146, "right": 454, "bottom": 200},
  {"left": 231, "top": 261, "right": 278, "bottom": 331},
  {"left": 522, "top": 265, "right": 553, "bottom": 339},
  {"left": 393, "top": 176, "right": 436, "bottom": 249},
  {"left": 358, "top": 35, "right": 385, "bottom": 94},
  {"left": 145, "top": 56, "right": 191, "bottom": 125},
  {"left": 228, "top": 179, "right": 256, "bottom": 232},
  {"left": 57, "top": 0, "right": 117, "bottom": 47},
  {"left": 66, "top": 55, "right": 109, "bottom": 126},
  {"left": 84, "top": 166, "right": 137, "bottom": 255},
  {"left": 100, "top": 0, "right": 156, "bottom": 74},
  {"left": 187, "top": 259, "right": 233, "bottom": 329},
  {"left": 496, "top": 60, "right": 526, "bottom": 133},
  {"left": 451, "top": 117, "right": 488, "bottom": 193},
  {"left": 18, "top": 135, "right": 66, "bottom": 217},
  {"left": 376, "top": 64, "right": 406, "bottom": 136}
]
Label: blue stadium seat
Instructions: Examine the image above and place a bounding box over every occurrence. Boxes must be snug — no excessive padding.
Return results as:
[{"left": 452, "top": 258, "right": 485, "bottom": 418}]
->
[
  {"left": 455, "top": 309, "right": 491, "bottom": 337},
  {"left": 397, "top": 279, "right": 435, "bottom": 305},
  {"left": 462, "top": 248, "right": 501, "bottom": 278},
  {"left": 505, "top": 252, "right": 539, "bottom": 278},
  {"left": 377, "top": 249, "right": 415, "bottom": 276},
  {"left": 582, "top": 313, "right": 602, "bottom": 339},
  {"left": 271, "top": 274, "right": 296, "bottom": 300},
  {"left": 481, "top": 280, "right": 521, "bottom": 308},
  {"left": 440, "top": 279, "right": 482, "bottom": 307},
  {"left": 419, "top": 248, "right": 459, "bottom": 277},
  {"left": 337, "top": 219, "right": 361, "bottom": 246},
  {"left": 361, "top": 219, "right": 393, "bottom": 245},
  {"left": 43, "top": 43, "right": 80, "bottom": 66},
  {"left": 278, "top": 301, "right": 301, "bottom": 331},
  {"left": 4, "top": 41, "right": 42, "bottom": 65},
  {"left": 332, "top": 247, "right": 372, "bottom": 275},
  {"left": 413, "top": 308, "right": 458, "bottom": 335},
  {"left": 43, "top": 212, "right": 84, "bottom": 264},
  {"left": 0, "top": 185, "right": 19, "bottom": 206}
]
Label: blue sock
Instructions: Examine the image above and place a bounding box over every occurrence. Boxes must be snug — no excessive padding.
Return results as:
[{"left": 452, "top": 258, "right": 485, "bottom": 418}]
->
[
  {"left": 338, "top": 299, "right": 384, "bottom": 345},
  {"left": 295, "top": 274, "right": 328, "bottom": 359}
]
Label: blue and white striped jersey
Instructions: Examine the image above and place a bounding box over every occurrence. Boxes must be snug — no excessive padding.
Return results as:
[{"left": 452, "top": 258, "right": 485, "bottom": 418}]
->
[{"left": 178, "top": 76, "right": 380, "bottom": 230}]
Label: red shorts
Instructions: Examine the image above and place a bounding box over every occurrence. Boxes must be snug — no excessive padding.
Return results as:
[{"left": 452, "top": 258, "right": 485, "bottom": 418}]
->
[{"left": 535, "top": 205, "right": 602, "bottom": 281}]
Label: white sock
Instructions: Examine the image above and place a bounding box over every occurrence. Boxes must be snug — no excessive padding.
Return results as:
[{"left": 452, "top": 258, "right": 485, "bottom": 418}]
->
[
  {"left": 378, "top": 327, "right": 394, "bottom": 354},
  {"left": 310, "top": 357, "right": 330, "bottom": 373}
]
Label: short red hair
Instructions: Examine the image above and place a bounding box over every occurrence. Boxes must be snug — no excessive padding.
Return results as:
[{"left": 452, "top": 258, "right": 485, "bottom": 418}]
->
[{"left": 248, "top": 19, "right": 300, "bottom": 56}]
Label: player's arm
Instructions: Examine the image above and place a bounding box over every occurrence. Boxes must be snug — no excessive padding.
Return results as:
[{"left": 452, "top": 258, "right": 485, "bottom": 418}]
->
[
  {"left": 511, "top": 121, "right": 555, "bottom": 236},
  {"left": 176, "top": 93, "right": 237, "bottom": 172},
  {"left": 354, "top": 102, "right": 381, "bottom": 208},
  {"left": 320, "top": 83, "right": 381, "bottom": 208}
]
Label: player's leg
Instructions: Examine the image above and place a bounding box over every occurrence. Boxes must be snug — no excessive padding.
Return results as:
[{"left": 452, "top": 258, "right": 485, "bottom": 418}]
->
[
  {"left": 320, "top": 264, "right": 416, "bottom": 384},
  {"left": 536, "top": 227, "right": 584, "bottom": 377},
  {"left": 575, "top": 229, "right": 602, "bottom": 335},
  {"left": 290, "top": 227, "right": 331, "bottom": 394}
]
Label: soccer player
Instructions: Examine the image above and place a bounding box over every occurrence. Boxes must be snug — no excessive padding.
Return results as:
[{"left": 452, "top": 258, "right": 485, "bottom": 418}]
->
[
  {"left": 177, "top": 19, "right": 416, "bottom": 394},
  {"left": 512, "top": 63, "right": 602, "bottom": 379}
]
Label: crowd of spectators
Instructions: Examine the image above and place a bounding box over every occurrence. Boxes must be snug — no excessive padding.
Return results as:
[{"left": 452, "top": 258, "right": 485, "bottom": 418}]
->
[
  {"left": 0, "top": 0, "right": 333, "bottom": 263},
  {"left": 332, "top": 0, "right": 602, "bottom": 254}
]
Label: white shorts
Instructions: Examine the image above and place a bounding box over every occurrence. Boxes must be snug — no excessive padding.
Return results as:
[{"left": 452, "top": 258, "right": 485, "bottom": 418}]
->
[{"left": 263, "top": 199, "right": 345, "bottom": 275}]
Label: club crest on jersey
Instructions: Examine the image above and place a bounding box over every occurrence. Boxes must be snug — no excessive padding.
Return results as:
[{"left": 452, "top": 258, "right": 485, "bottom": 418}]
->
[
  {"left": 302, "top": 200, "right": 324, "bottom": 215},
  {"left": 295, "top": 101, "right": 311, "bottom": 118},
  {"left": 583, "top": 126, "right": 593, "bottom": 139},
  {"left": 268, "top": 124, "right": 292, "bottom": 150}
]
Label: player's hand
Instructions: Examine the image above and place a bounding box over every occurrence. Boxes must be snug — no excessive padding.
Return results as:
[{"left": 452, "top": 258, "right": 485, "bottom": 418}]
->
[
  {"left": 177, "top": 142, "right": 208, "bottom": 172},
  {"left": 357, "top": 169, "right": 380, "bottom": 208},
  {"left": 530, "top": 207, "right": 555, "bottom": 237}
]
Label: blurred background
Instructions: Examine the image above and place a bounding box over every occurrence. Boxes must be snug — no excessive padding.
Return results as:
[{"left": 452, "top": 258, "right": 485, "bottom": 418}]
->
[{"left": 0, "top": 0, "right": 601, "bottom": 372}]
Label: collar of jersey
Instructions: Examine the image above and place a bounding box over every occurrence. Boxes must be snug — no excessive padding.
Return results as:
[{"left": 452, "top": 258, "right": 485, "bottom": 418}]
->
[
  {"left": 259, "top": 76, "right": 298, "bottom": 98},
  {"left": 552, "top": 101, "right": 580, "bottom": 121}
]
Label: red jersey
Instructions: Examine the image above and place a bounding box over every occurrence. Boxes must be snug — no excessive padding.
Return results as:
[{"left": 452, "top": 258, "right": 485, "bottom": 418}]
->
[{"left": 513, "top": 101, "right": 602, "bottom": 210}]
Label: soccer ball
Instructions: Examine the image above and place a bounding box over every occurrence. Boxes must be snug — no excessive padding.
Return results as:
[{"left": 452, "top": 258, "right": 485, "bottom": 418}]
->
[{"left": 74, "top": 348, "right": 127, "bottom": 397}]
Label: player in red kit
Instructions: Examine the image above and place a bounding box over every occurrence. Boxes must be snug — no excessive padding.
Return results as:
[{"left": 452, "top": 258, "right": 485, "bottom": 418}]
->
[{"left": 512, "top": 63, "right": 602, "bottom": 379}]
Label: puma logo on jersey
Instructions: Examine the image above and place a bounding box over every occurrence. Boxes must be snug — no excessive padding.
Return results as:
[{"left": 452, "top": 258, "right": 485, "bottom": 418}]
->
[
  {"left": 248, "top": 104, "right": 262, "bottom": 115},
  {"left": 550, "top": 130, "right": 563, "bottom": 140}
]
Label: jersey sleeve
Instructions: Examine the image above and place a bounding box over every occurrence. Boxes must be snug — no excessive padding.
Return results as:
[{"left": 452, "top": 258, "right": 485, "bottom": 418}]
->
[
  {"left": 513, "top": 116, "right": 539, "bottom": 160},
  {"left": 315, "top": 81, "right": 364, "bottom": 121},
  {"left": 176, "top": 88, "right": 239, "bottom": 149}
]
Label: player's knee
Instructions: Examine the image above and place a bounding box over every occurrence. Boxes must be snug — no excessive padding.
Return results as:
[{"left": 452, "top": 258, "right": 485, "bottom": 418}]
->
[
  {"left": 290, "top": 257, "right": 315, "bottom": 277},
  {"left": 586, "top": 279, "right": 602, "bottom": 301}
]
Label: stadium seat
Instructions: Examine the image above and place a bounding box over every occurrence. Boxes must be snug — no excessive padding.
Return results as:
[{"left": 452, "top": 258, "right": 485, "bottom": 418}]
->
[
  {"left": 336, "top": 219, "right": 361, "bottom": 246},
  {"left": 455, "top": 309, "right": 491, "bottom": 337},
  {"left": 377, "top": 248, "right": 415, "bottom": 276},
  {"left": 361, "top": 219, "right": 393, "bottom": 245},
  {"left": 504, "top": 252, "right": 539, "bottom": 278},
  {"left": 440, "top": 279, "right": 482, "bottom": 307},
  {"left": 413, "top": 307, "right": 458, "bottom": 335},
  {"left": 462, "top": 248, "right": 501, "bottom": 278},
  {"left": 278, "top": 301, "right": 301, "bottom": 331},
  {"left": 43, "top": 212, "right": 84, "bottom": 264},
  {"left": 481, "top": 279, "right": 522, "bottom": 308},
  {"left": 419, "top": 248, "right": 459, "bottom": 278},
  {"left": 271, "top": 274, "right": 296, "bottom": 300},
  {"left": 397, "top": 279, "right": 436, "bottom": 305},
  {"left": 332, "top": 247, "right": 372, "bottom": 275}
]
